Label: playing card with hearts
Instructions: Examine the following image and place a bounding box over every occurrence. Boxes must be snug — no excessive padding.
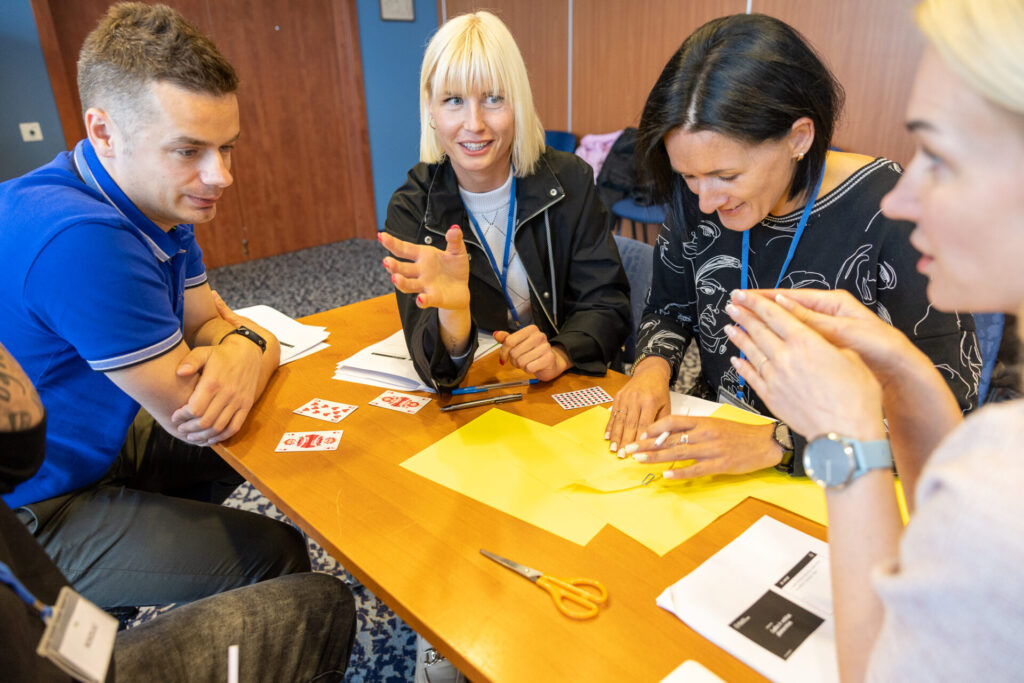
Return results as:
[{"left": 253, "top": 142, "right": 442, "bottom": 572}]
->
[
  {"left": 294, "top": 398, "right": 357, "bottom": 423},
  {"left": 274, "top": 430, "right": 343, "bottom": 452},
  {"left": 551, "top": 386, "right": 614, "bottom": 410},
  {"left": 368, "top": 390, "right": 432, "bottom": 414}
]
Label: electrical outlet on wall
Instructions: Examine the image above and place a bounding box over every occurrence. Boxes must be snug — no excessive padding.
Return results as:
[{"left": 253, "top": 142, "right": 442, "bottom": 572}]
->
[{"left": 20, "top": 122, "right": 43, "bottom": 143}]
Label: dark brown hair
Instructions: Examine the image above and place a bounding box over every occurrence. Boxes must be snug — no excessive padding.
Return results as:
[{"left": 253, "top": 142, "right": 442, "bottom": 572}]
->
[{"left": 77, "top": 2, "right": 237, "bottom": 122}]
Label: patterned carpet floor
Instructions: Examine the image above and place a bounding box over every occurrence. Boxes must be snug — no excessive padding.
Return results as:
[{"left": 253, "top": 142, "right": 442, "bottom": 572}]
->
[{"left": 130, "top": 236, "right": 699, "bottom": 681}]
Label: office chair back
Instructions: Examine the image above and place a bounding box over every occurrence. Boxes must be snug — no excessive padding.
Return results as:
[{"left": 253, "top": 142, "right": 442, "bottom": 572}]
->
[{"left": 613, "top": 234, "right": 654, "bottom": 364}]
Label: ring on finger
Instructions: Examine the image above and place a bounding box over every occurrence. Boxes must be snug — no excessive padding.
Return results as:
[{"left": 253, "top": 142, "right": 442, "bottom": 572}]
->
[
  {"left": 679, "top": 432, "right": 689, "bottom": 446},
  {"left": 757, "top": 356, "right": 771, "bottom": 374}
]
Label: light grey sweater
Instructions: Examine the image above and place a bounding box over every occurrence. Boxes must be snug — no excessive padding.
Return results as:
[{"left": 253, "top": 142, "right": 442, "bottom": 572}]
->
[{"left": 868, "top": 400, "right": 1024, "bottom": 681}]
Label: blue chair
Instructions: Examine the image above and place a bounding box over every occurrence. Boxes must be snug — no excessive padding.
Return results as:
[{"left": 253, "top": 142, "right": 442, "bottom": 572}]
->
[
  {"left": 611, "top": 198, "right": 666, "bottom": 243},
  {"left": 545, "top": 130, "right": 576, "bottom": 153},
  {"left": 613, "top": 234, "right": 654, "bottom": 364},
  {"left": 974, "top": 312, "right": 1004, "bottom": 406}
]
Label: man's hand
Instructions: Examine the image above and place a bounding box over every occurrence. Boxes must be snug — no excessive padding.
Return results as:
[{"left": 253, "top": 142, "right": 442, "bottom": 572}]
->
[
  {"left": 492, "top": 325, "right": 572, "bottom": 381},
  {"left": 172, "top": 291, "right": 264, "bottom": 446}
]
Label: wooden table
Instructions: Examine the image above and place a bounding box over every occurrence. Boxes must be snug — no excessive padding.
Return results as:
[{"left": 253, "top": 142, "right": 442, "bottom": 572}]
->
[{"left": 214, "top": 295, "right": 826, "bottom": 682}]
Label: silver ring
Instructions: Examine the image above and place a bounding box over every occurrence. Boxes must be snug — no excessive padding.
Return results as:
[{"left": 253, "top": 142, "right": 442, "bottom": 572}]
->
[
  {"left": 614, "top": 409, "right": 626, "bottom": 415},
  {"left": 679, "top": 433, "right": 689, "bottom": 446},
  {"left": 757, "top": 357, "right": 771, "bottom": 374}
]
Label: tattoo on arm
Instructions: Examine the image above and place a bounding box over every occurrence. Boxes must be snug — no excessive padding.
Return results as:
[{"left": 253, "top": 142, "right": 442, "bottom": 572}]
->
[{"left": 0, "top": 345, "right": 44, "bottom": 432}]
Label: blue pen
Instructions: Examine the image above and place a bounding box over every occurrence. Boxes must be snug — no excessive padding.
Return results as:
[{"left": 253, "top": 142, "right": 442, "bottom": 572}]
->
[{"left": 451, "top": 378, "right": 539, "bottom": 395}]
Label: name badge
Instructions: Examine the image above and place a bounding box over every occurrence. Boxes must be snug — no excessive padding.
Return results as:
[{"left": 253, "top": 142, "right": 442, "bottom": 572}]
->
[
  {"left": 717, "top": 386, "right": 761, "bottom": 414},
  {"left": 36, "top": 586, "right": 117, "bottom": 683}
]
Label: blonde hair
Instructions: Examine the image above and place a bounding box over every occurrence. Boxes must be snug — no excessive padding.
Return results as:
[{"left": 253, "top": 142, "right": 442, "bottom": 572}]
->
[
  {"left": 916, "top": 0, "right": 1024, "bottom": 115},
  {"left": 419, "top": 11, "right": 545, "bottom": 176}
]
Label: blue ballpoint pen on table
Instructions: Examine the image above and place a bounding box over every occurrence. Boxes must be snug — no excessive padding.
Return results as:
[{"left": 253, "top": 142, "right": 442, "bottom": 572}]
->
[{"left": 451, "top": 378, "right": 539, "bottom": 395}]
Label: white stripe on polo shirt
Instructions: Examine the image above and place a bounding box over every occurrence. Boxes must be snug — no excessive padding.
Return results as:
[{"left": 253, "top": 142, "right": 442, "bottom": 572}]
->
[{"left": 86, "top": 328, "right": 183, "bottom": 372}]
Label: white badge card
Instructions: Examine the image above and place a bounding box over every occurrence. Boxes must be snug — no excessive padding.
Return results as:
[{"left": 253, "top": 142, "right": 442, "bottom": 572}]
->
[{"left": 36, "top": 586, "right": 118, "bottom": 683}]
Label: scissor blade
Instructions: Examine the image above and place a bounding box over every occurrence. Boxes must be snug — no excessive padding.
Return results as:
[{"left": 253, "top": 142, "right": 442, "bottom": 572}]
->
[{"left": 480, "top": 549, "right": 542, "bottom": 582}]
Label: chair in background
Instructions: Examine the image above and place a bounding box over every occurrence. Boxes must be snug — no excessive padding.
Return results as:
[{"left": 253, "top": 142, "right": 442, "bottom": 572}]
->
[
  {"left": 545, "top": 130, "right": 577, "bottom": 153},
  {"left": 613, "top": 234, "right": 655, "bottom": 366},
  {"left": 612, "top": 198, "right": 666, "bottom": 243},
  {"left": 973, "top": 312, "right": 1005, "bottom": 406}
]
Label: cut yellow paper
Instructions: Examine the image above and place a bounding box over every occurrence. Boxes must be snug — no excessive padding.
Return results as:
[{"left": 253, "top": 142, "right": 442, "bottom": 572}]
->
[
  {"left": 400, "top": 409, "right": 605, "bottom": 545},
  {"left": 551, "top": 406, "right": 828, "bottom": 555}
]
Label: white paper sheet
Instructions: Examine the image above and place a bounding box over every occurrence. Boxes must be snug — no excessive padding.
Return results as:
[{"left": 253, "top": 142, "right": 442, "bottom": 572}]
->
[
  {"left": 660, "top": 660, "right": 726, "bottom": 683},
  {"left": 234, "top": 304, "right": 330, "bottom": 365},
  {"left": 657, "top": 516, "right": 838, "bottom": 683},
  {"left": 333, "top": 330, "right": 498, "bottom": 393}
]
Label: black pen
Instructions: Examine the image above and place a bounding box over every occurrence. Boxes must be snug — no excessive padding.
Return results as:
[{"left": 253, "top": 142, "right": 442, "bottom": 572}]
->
[
  {"left": 440, "top": 393, "right": 523, "bottom": 412},
  {"left": 371, "top": 351, "right": 410, "bottom": 360}
]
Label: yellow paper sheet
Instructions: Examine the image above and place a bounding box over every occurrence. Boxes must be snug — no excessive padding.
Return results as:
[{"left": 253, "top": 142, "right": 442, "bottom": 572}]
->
[
  {"left": 400, "top": 409, "right": 606, "bottom": 545},
  {"left": 551, "top": 406, "right": 828, "bottom": 555}
]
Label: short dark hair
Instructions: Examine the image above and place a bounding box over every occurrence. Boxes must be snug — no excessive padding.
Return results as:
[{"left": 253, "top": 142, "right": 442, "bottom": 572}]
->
[
  {"left": 77, "top": 2, "right": 238, "bottom": 122},
  {"left": 637, "top": 14, "right": 844, "bottom": 224}
]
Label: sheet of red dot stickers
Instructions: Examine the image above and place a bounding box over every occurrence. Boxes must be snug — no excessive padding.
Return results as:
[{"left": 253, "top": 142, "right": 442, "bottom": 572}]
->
[{"left": 551, "top": 386, "right": 614, "bottom": 410}]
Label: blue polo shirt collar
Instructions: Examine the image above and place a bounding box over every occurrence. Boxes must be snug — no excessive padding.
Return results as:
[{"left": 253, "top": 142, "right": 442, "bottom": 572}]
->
[{"left": 72, "top": 139, "right": 188, "bottom": 263}]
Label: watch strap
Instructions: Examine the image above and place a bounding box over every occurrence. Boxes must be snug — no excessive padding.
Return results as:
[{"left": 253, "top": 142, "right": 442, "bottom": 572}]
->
[
  {"left": 772, "top": 422, "right": 796, "bottom": 474},
  {"left": 220, "top": 325, "right": 266, "bottom": 353},
  {"left": 854, "top": 439, "right": 893, "bottom": 474}
]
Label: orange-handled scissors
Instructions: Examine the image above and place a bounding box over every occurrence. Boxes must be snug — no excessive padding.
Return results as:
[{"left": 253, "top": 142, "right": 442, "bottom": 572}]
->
[{"left": 480, "top": 549, "right": 608, "bottom": 619}]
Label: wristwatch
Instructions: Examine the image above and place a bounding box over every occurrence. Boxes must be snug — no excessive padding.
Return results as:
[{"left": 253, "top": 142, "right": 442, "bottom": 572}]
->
[
  {"left": 220, "top": 325, "right": 267, "bottom": 354},
  {"left": 771, "top": 422, "right": 796, "bottom": 474},
  {"left": 803, "top": 433, "right": 892, "bottom": 489}
]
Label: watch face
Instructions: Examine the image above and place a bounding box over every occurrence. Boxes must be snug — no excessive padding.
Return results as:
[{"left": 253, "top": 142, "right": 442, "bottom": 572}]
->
[{"left": 804, "top": 436, "right": 854, "bottom": 488}]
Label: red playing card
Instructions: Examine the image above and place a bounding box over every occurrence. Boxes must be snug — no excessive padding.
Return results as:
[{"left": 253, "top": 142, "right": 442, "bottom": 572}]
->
[
  {"left": 368, "top": 390, "right": 431, "bottom": 414},
  {"left": 274, "top": 430, "right": 343, "bottom": 452},
  {"left": 294, "top": 398, "right": 357, "bottom": 423}
]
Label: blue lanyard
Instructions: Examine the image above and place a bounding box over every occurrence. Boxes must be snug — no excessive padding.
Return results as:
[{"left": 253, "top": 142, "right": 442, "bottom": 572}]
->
[
  {"left": 736, "top": 169, "right": 825, "bottom": 401},
  {"left": 468, "top": 176, "right": 521, "bottom": 328},
  {"left": 0, "top": 560, "right": 52, "bottom": 622}
]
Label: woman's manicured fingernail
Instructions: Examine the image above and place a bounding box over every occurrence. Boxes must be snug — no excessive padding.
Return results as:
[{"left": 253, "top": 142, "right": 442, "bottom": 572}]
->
[
  {"left": 604, "top": 431, "right": 610, "bottom": 440},
  {"left": 725, "top": 303, "right": 738, "bottom": 317},
  {"left": 776, "top": 293, "right": 791, "bottom": 306},
  {"left": 616, "top": 448, "right": 627, "bottom": 459},
  {"left": 724, "top": 324, "right": 737, "bottom": 338},
  {"left": 632, "top": 453, "right": 648, "bottom": 463},
  {"left": 609, "top": 442, "right": 618, "bottom": 452},
  {"left": 663, "top": 469, "right": 680, "bottom": 479},
  {"left": 624, "top": 443, "right": 639, "bottom": 454},
  {"left": 416, "top": 295, "right": 423, "bottom": 305},
  {"left": 731, "top": 289, "right": 746, "bottom": 301}
]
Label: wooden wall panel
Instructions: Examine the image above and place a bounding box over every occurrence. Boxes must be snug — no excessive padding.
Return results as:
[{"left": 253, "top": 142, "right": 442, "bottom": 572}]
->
[
  {"left": 572, "top": 0, "right": 746, "bottom": 136},
  {"left": 755, "top": 0, "right": 924, "bottom": 164},
  {"left": 204, "top": 0, "right": 376, "bottom": 261},
  {"left": 441, "top": 0, "right": 570, "bottom": 131},
  {"left": 30, "top": 0, "right": 375, "bottom": 267}
]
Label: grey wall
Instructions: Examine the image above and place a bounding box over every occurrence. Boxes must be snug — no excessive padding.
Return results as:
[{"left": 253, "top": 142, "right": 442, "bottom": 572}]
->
[{"left": 0, "top": 1, "right": 68, "bottom": 182}]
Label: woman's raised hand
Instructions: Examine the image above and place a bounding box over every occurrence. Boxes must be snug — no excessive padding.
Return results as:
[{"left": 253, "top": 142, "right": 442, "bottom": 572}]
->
[{"left": 380, "top": 225, "right": 471, "bottom": 311}]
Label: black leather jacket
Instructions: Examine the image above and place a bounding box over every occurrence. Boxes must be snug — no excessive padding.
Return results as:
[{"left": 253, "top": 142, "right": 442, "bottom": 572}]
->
[{"left": 385, "top": 148, "right": 630, "bottom": 391}]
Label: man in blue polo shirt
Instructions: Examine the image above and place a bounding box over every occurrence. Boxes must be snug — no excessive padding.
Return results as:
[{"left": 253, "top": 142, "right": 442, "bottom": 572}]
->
[{"left": 0, "top": 3, "right": 311, "bottom": 610}]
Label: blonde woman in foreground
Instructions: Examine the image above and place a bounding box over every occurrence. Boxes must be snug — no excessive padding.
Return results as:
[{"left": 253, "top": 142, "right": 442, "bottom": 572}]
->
[{"left": 721, "top": 0, "right": 1024, "bottom": 679}]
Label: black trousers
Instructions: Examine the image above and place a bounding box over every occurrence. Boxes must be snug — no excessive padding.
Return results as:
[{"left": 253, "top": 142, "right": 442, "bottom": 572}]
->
[{"left": 16, "top": 410, "right": 311, "bottom": 608}]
